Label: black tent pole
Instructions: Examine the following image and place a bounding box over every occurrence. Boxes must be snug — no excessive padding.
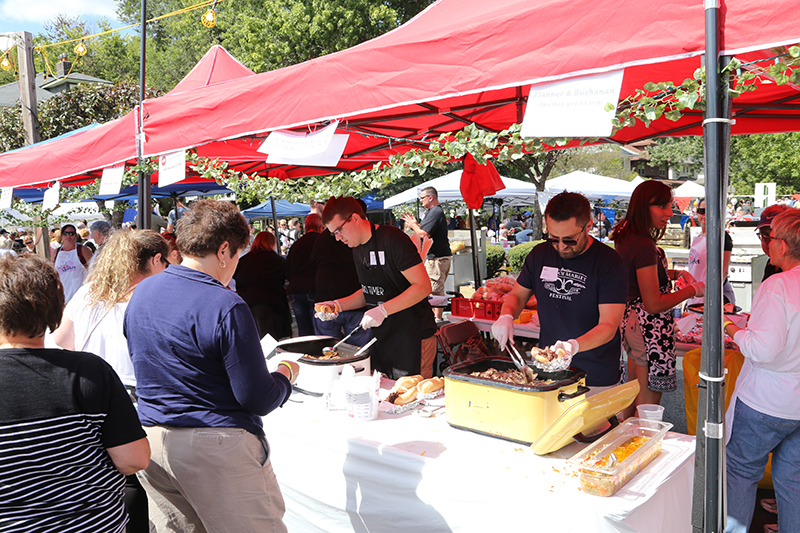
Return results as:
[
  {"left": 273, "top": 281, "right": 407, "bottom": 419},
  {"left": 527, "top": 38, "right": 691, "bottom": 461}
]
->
[
  {"left": 135, "top": 0, "right": 151, "bottom": 230},
  {"left": 270, "top": 197, "right": 279, "bottom": 253},
  {"left": 691, "top": 1, "right": 730, "bottom": 531}
]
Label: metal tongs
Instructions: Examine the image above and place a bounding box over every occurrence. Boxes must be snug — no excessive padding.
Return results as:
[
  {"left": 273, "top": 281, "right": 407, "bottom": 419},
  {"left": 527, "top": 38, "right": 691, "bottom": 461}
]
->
[
  {"left": 323, "top": 325, "right": 363, "bottom": 354},
  {"left": 506, "top": 343, "right": 537, "bottom": 383}
]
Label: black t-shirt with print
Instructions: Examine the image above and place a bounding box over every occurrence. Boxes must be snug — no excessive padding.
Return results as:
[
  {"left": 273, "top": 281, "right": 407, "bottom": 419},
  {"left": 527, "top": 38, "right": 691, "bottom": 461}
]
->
[{"left": 517, "top": 240, "right": 628, "bottom": 386}]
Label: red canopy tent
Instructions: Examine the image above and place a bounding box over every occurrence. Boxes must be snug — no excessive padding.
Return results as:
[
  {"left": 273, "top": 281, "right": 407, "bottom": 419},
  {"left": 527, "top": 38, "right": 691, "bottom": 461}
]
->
[{"left": 1, "top": 0, "right": 799, "bottom": 188}]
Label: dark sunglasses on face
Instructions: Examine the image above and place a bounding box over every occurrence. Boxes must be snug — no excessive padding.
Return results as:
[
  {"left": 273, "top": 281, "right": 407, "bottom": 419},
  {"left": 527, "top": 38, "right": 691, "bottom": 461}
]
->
[
  {"left": 757, "top": 232, "right": 773, "bottom": 244},
  {"left": 546, "top": 226, "right": 586, "bottom": 247},
  {"left": 62, "top": 231, "right": 76, "bottom": 236},
  {"left": 697, "top": 208, "right": 706, "bottom": 215}
]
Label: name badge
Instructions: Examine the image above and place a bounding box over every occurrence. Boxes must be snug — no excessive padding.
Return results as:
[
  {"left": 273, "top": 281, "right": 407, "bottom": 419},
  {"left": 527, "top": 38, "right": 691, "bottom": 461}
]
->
[{"left": 540, "top": 266, "right": 559, "bottom": 281}]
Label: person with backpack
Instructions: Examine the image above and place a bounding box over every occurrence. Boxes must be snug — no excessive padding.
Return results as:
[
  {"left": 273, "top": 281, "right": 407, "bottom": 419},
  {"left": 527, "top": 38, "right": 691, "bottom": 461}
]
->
[{"left": 53, "top": 223, "right": 93, "bottom": 303}]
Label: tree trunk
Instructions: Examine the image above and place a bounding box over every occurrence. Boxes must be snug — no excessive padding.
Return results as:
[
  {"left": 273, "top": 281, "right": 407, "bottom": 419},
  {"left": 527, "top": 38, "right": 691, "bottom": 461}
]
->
[{"left": 513, "top": 151, "right": 563, "bottom": 240}]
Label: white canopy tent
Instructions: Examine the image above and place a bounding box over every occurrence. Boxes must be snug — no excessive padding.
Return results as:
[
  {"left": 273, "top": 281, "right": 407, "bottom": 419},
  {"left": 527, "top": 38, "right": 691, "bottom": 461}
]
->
[
  {"left": 544, "top": 171, "right": 639, "bottom": 201},
  {"left": 383, "top": 170, "right": 544, "bottom": 208},
  {"left": 673, "top": 180, "right": 706, "bottom": 198}
]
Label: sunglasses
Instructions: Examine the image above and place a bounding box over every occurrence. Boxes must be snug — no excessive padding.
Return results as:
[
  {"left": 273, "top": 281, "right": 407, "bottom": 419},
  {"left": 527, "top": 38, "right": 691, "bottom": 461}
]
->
[
  {"left": 697, "top": 208, "right": 706, "bottom": 215},
  {"left": 62, "top": 231, "right": 76, "bottom": 236},
  {"left": 546, "top": 226, "right": 587, "bottom": 247},
  {"left": 757, "top": 233, "right": 773, "bottom": 244},
  {"left": 24, "top": 241, "right": 32, "bottom": 245}
]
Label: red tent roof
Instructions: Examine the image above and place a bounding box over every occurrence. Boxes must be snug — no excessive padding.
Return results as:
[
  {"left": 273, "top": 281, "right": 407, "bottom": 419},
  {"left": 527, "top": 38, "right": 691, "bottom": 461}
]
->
[
  {"left": 2, "top": 0, "right": 799, "bottom": 187},
  {"left": 169, "top": 45, "right": 255, "bottom": 94}
]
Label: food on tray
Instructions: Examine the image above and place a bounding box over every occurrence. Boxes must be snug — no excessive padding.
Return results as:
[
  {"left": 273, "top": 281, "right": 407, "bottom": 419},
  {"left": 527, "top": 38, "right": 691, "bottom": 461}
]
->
[
  {"left": 301, "top": 350, "right": 342, "bottom": 360},
  {"left": 395, "top": 375, "right": 423, "bottom": 390},
  {"left": 531, "top": 345, "right": 566, "bottom": 364},
  {"left": 469, "top": 367, "right": 553, "bottom": 386},
  {"left": 577, "top": 436, "right": 662, "bottom": 497},
  {"left": 450, "top": 241, "right": 466, "bottom": 254},
  {"left": 418, "top": 377, "right": 444, "bottom": 394},
  {"left": 689, "top": 302, "right": 737, "bottom": 314},
  {"left": 386, "top": 385, "right": 418, "bottom": 405}
]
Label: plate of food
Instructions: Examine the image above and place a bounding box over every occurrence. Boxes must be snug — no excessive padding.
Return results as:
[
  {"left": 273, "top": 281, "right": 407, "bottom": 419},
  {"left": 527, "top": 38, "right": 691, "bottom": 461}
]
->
[{"left": 686, "top": 302, "right": 742, "bottom": 315}]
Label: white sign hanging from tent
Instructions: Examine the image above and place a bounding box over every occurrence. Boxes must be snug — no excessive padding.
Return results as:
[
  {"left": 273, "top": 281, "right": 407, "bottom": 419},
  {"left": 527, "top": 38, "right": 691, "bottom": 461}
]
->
[
  {"left": 99, "top": 165, "right": 125, "bottom": 196},
  {"left": 158, "top": 150, "right": 187, "bottom": 187},
  {"left": 521, "top": 70, "right": 624, "bottom": 138},
  {"left": 0, "top": 188, "right": 12, "bottom": 209},
  {"left": 259, "top": 121, "right": 348, "bottom": 167},
  {"left": 43, "top": 183, "right": 61, "bottom": 209}
]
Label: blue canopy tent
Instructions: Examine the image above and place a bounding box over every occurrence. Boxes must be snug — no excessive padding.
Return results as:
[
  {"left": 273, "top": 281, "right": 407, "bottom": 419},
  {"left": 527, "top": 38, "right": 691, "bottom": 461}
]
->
[{"left": 241, "top": 199, "right": 310, "bottom": 221}]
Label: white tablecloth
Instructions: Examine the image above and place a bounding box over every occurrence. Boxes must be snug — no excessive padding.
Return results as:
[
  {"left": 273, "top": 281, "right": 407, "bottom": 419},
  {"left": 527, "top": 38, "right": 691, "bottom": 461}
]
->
[{"left": 264, "top": 388, "right": 695, "bottom": 533}]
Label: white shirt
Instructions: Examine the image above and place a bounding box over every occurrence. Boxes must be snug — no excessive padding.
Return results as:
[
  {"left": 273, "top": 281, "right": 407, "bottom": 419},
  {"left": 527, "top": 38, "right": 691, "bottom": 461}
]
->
[
  {"left": 64, "top": 284, "right": 136, "bottom": 387},
  {"left": 731, "top": 264, "right": 800, "bottom": 421},
  {"left": 54, "top": 246, "right": 87, "bottom": 303}
]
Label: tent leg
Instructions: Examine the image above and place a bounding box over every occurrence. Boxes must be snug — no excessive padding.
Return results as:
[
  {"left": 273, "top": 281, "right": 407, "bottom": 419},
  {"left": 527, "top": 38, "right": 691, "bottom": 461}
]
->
[
  {"left": 270, "top": 197, "right": 279, "bottom": 253},
  {"left": 468, "top": 209, "right": 481, "bottom": 289}
]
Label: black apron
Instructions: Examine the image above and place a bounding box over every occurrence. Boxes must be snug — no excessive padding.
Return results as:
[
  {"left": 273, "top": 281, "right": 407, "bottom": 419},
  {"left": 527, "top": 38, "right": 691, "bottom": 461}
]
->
[{"left": 354, "top": 225, "right": 437, "bottom": 379}]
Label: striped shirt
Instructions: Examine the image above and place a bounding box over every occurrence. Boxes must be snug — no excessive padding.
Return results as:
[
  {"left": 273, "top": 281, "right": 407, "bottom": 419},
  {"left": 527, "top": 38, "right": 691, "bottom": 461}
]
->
[{"left": 0, "top": 348, "right": 146, "bottom": 533}]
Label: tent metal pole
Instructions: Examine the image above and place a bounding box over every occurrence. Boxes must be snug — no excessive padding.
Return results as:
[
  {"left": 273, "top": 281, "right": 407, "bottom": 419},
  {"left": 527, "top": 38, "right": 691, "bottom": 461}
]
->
[
  {"left": 135, "top": 0, "right": 151, "bottom": 230},
  {"left": 270, "top": 197, "right": 279, "bottom": 253},
  {"left": 468, "top": 209, "right": 481, "bottom": 289},
  {"left": 692, "top": 1, "right": 729, "bottom": 531}
]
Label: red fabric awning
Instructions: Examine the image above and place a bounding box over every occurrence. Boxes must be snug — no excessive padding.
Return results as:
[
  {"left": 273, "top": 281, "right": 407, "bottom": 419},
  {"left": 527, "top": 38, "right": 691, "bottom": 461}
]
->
[{"left": 2, "top": 0, "right": 799, "bottom": 188}]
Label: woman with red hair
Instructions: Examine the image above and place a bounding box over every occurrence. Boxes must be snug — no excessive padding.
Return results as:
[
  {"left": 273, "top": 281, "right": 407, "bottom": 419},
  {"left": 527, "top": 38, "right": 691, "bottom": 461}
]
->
[{"left": 233, "top": 231, "right": 292, "bottom": 339}]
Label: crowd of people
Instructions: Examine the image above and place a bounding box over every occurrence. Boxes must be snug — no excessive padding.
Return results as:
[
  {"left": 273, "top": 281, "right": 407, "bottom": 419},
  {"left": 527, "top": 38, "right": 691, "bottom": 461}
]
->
[{"left": 0, "top": 183, "right": 797, "bottom": 532}]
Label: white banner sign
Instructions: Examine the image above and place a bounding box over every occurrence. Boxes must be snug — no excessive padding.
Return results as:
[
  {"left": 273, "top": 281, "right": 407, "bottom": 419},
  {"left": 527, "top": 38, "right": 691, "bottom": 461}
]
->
[
  {"left": 521, "top": 70, "right": 625, "bottom": 138},
  {"left": 42, "top": 183, "right": 60, "bottom": 210},
  {"left": 158, "top": 150, "right": 187, "bottom": 187},
  {"left": 0, "top": 187, "right": 12, "bottom": 209},
  {"left": 265, "top": 134, "right": 349, "bottom": 167},
  {"left": 259, "top": 121, "right": 339, "bottom": 160},
  {"left": 99, "top": 165, "right": 125, "bottom": 196}
]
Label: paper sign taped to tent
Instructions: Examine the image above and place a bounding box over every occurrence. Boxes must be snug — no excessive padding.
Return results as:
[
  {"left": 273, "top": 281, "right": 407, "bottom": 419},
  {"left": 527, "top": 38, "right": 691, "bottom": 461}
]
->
[
  {"left": 521, "top": 70, "right": 624, "bottom": 138},
  {"left": 99, "top": 165, "right": 125, "bottom": 196},
  {"left": 265, "top": 134, "right": 349, "bottom": 167},
  {"left": 42, "top": 183, "right": 60, "bottom": 210},
  {"left": 158, "top": 150, "right": 187, "bottom": 187},
  {"left": 259, "top": 121, "right": 339, "bottom": 159},
  {"left": 0, "top": 188, "right": 12, "bottom": 209}
]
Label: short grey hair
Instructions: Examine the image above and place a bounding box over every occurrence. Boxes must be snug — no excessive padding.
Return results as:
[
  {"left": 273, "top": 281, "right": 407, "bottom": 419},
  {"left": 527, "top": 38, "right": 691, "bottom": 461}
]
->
[{"left": 89, "top": 220, "right": 112, "bottom": 238}]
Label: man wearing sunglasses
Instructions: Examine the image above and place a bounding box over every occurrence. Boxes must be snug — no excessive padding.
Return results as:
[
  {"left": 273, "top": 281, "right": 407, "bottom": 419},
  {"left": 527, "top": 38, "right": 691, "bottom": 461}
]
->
[
  {"left": 318, "top": 196, "right": 437, "bottom": 379},
  {"left": 491, "top": 192, "right": 628, "bottom": 392},
  {"left": 52, "top": 223, "right": 93, "bottom": 303},
  {"left": 755, "top": 203, "right": 790, "bottom": 282}
]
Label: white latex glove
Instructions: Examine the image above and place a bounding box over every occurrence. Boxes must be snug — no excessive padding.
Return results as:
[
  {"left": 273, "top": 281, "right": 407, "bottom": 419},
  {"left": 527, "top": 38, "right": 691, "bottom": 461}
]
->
[
  {"left": 678, "top": 270, "right": 696, "bottom": 284},
  {"left": 552, "top": 339, "right": 580, "bottom": 358},
  {"left": 360, "top": 304, "right": 388, "bottom": 329},
  {"left": 314, "top": 300, "right": 341, "bottom": 320},
  {"left": 491, "top": 314, "right": 515, "bottom": 350},
  {"left": 691, "top": 282, "right": 705, "bottom": 298}
]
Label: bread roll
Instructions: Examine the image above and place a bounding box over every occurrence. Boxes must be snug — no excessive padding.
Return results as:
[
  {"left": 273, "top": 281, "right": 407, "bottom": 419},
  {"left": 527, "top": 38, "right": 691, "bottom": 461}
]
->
[
  {"left": 393, "top": 386, "right": 418, "bottom": 405},
  {"left": 314, "top": 303, "right": 335, "bottom": 314},
  {"left": 395, "top": 375, "right": 423, "bottom": 390},
  {"left": 418, "top": 377, "right": 444, "bottom": 394}
]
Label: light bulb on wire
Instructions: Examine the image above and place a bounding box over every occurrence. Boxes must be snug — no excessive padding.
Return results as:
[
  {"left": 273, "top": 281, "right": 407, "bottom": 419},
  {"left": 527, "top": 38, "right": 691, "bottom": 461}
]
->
[
  {"left": 202, "top": 9, "right": 217, "bottom": 28},
  {"left": 0, "top": 54, "right": 11, "bottom": 71},
  {"left": 74, "top": 41, "right": 87, "bottom": 56}
]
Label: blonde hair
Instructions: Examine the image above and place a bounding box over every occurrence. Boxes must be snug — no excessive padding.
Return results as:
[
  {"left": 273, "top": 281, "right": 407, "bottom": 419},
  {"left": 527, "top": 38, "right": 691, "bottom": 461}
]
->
[
  {"left": 772, "top": 208, "right": 800, "bottom": 260},
  {"left": 86, "top": 230, "right": 169, "bottom": 310}
]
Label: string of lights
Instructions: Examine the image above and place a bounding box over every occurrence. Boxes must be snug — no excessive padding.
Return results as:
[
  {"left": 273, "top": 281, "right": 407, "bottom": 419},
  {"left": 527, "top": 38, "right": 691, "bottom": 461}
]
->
[{"left": 0, "top": 0, "right": 225, "bottom": 77}]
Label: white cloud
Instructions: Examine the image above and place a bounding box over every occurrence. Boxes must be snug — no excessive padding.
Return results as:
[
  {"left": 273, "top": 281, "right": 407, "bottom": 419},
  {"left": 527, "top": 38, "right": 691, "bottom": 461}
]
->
[{"left": 1, "top": 0, "right": 118, "bottom": 25}]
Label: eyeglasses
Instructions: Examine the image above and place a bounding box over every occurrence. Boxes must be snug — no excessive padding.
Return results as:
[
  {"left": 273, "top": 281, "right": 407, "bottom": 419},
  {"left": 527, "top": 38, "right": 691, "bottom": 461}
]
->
[
  {"left": 546, "top": 226, "right": 586, "bottom": 247},
  {"left": 757, "top": 232, "right": 773, "bottom": 244},
  {"left": 697, "top": 208, "right": 706, "bottom": 215},
  {"left": 62, "top": 231, "right": 76, "bottom": 236},
  {"left": 24, "top": 241, "right": 32, "bottom": 245},
  {"left": 332, "top": 213, "right": 354, "bottom": 236}
]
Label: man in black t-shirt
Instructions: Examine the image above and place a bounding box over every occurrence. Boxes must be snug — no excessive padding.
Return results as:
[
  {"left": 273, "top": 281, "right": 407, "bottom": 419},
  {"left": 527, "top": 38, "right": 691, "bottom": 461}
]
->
[
  {"left": 402, "top": 187, "right": 452, "bottom": 319},
  {"left": 491, "top": 192, "right": 628, "bottom": 389}
]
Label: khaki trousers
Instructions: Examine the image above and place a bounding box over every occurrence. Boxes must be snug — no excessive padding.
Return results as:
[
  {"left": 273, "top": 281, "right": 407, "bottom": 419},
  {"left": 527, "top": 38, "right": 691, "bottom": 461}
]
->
[{"left": 138, "top": 426, "right": 287, "bottom": 533}]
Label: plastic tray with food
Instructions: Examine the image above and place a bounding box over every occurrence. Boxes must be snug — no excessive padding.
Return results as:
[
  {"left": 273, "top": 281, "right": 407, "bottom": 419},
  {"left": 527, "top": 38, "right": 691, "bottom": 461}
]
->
[{"left": 567, "top": 418, "right": 672, "bottom": 497}]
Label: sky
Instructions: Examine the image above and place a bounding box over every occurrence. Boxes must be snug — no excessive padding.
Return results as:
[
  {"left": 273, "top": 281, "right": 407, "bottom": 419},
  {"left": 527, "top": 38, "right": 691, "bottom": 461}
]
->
[{"left": 0, "top": 0, "right": 124, "bottom": 49}]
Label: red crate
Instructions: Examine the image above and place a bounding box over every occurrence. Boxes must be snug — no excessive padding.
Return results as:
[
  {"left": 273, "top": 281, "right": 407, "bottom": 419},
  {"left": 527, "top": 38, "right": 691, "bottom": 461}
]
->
[{"left": 450, "top": 297, "right": 504, "bottom": 320}]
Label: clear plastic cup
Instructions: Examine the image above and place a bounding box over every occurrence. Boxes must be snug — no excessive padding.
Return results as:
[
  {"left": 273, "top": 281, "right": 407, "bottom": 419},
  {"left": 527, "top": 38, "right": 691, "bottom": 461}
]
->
[{"left": 636, "top": 404, "right": 665, "bottom": 428}]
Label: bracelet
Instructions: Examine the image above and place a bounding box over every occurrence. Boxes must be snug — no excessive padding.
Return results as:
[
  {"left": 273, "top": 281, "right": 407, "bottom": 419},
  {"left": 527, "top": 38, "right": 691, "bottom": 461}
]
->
[
  {"left": 723, "top": 321, "right": 734, "bottom": 330},
  {"left": 278, "top": 361, "right": 294, "bottom": 382}
]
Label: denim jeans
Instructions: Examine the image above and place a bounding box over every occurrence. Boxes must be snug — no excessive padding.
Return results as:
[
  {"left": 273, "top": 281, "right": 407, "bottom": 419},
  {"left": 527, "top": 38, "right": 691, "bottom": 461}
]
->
[
  {"left": 288, "top": 293, "right": 315, "bottom": 337},
  {"left": 313, "top": 309, "right": 372, "bottom": 346},
  {"left": 726, "top": 398, "right": 800, "bottom": 533}
]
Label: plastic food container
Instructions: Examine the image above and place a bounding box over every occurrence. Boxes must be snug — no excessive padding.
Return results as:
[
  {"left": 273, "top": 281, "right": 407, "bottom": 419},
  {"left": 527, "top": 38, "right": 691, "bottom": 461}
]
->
[{"left": 568, "top": 418, "right": 672, "bottom": 497}]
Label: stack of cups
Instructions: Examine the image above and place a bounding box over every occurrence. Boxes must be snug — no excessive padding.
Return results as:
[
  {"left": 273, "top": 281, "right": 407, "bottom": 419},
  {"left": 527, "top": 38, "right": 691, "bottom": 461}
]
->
[{"left": 636, "top": 404, "right": 665, "bottom": 429}]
